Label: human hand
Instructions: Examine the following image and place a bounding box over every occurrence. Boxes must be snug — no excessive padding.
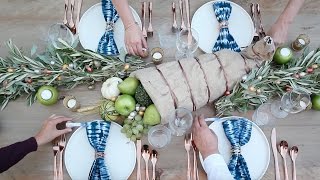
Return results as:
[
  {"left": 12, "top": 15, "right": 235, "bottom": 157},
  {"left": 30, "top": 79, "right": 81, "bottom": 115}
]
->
[
  {"left": 267, "top": 19, "right": 290, "bottom": 46},
  {"left": 125, "top": 23, "right": 148, "bottom": 57},
  {"left": 192, "top": 115, "right": 219, "bottom": 159},
  {"left": 34, "top": 115, "right": 72, "bottom": 146}
]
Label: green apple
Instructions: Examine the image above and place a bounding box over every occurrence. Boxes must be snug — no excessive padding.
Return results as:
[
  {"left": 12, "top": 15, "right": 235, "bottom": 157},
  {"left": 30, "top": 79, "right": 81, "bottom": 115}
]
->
[
  {"left": 118, "top": 77, "right": 140, "bottom": 95},
  {"left": 143, "top": 104, "right": 161, "bottom": 126},
  {"left": 311, "top": 94, "right": 320, "bottom": 110},
  {"left": 115, "top": 95, "right": 136, "bottom": 116},
  {"left": 36, "top": 86, "right": 59, "bottom": 106},
  {"left": 273, "top": 47, "right": 293, "bottom": 65}
]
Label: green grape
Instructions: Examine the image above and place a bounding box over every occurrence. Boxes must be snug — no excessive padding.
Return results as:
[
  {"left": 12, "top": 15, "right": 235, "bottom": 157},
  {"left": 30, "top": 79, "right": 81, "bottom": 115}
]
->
[
  {"left": 124, "top": 119, "right": 132, "bottom": 125},
  {"left": 123, "top": 124, "right": 131, "bottom": 130},
  {"left": 126, "top": 129, "right": 133, "bottom": 136},
  {"left": 136, "top": 124, "right": 144, "bottom": 131},
  {"left": 137, "top": 120, "right": 144, "bottom": 125},
  {"left": 134, "top": 115, "right": 142, "bottom": 121},
  {"left": 126, "top": 132, "right": 132, "bottom": 138},
  {"left": 121, "top": 128, "right": 127, "bottom": 133},
  {"left": 130, "top": 135, "right": 137, "bottom": 142},
  {"left": 136, "top": 133, "right": 142, "bottom": 139},
  {"left": 132, "top": 121, "right": 138, "bottom": 127},
  {"left": 132, "top": 128, "right": 139, "bottom": 135},
  {"left": 143, "top": 128, "right": 149, "bottom": 135}
]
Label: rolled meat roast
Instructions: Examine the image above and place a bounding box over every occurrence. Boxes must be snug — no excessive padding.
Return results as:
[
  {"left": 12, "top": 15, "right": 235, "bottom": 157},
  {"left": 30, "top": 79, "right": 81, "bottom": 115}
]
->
[{"left": 131, "top": 37, "right": 275, "bottom": 124}]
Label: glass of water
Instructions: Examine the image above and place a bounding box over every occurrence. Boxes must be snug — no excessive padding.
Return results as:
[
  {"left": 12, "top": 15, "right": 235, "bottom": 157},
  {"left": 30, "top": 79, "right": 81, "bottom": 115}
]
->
[
  {"left": 148, "top": 125, "right": 172, "bottom": 149},
  {"left": 169, "top": 108, "right": 193, "bottom": 136},
  {"left": 175, "top": 28, "right": 199, "bottom": 60},
  {"left": 270, "top": 89, "right": 311, "bottom": 118},
  {"left": 47, "top": 23, "right": 75, "bottom": 48}
]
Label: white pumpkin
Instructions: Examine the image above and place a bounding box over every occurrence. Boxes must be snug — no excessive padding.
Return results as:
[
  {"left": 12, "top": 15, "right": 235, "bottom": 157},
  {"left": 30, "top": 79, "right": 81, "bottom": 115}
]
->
[{"left": 101, "top": 77, "right": 123, "bottom": 99}]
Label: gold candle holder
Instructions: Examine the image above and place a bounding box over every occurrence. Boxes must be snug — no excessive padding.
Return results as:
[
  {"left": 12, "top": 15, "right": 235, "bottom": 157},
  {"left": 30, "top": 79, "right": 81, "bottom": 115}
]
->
[
  {"left": 291, "top": 34, "right": 310, "bottom": 51},
  {"left": 63, "top": 96, "right": 80, "bottom": 112},
  {"left": 151, "top": 47, "right": 164, "bottom": 65}
]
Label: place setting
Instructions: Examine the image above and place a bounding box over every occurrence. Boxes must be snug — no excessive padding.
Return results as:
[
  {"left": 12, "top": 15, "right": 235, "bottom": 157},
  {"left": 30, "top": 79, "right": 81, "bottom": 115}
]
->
[{"left": 1, "top": 0, "right": 319, "bottom": 180}]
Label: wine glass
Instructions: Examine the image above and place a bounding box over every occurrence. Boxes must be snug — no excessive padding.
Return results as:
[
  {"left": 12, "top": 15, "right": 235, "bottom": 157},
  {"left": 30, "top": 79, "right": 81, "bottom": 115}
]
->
[
  {"left": 270, "top": 89, "right": 311, "bottom": 118},
  {"left": 148, "top": 125, "right": 172, "bottom": 149},
  {"left": 169, "top": 108, "right": 193, "bottom": 136},
  {"left": 175, "top": 28, "right": 199, "bottom": 60},
  {"left": 47, "top": 23, "right": 75, "bottom": 48}
]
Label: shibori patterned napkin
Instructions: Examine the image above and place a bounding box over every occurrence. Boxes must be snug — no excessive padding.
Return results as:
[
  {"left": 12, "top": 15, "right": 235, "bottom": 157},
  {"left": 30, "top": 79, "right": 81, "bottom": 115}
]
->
[
  {"left": 223, "top": 117, "right": 252, "bottom": 180},
  {"left": 97, "top": 0, "right": 120, "bottom": 56},
  {"left": 212, "top": 1, "right": 240, "bottom": 53},
  {"left": 86, "top": 121, "right": 111, "bottom": 180}
]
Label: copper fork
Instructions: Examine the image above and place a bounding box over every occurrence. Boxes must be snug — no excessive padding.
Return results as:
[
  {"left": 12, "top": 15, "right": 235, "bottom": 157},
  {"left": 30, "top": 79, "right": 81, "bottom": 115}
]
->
[
  {"left": 58, "top": 134, "right": 66, "bottom": 180},
  {"left": 147, "top": 2, "right": 153, "bottom": 37},
  {"left": 142, "top": 2, "right": 148, "bottom": 41},
  {"left": 184, "top": 134, "right": 192, "bottom": 180},
  {"left": 52, "top": 139, "right": 59, "bottom": 180},
  {"left": 191, "top": 134, "right": 199, "bottom": 180},
  {"left": 69, "top": 0, "right": 76, "bottom": 34},
  {"left": 63, "top": 0, "right": 69, "bottom": 28}
]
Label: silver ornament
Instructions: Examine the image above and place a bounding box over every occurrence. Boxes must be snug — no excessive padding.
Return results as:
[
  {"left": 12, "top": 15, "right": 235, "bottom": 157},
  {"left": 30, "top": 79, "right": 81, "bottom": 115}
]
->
[
  {"left": 128, "top": 115, "right": 134, "bottom": 120},
  {"left": 68, "top": 63, "right": 74, "bottom": 69},
  {"left": 130, "top": 111, "right": 137, "bottom": 117},
  {"left": 242, "top": 75, "right": 248, "bottom": 81},
  {"left": 258, "top": 76, "right": 262, "bottom": 80},
  {"left": 139, "top": 107, "right": 146, "bottom": 112},
  {"left": 93, "top": 60, "right": 101, "bottom": 68},
  {"left": 299, "top": 72, "right": 306, "bottom": 77},
  {"left": 34, "top": 69, "right": 40, "bottom": 74},
  {"left": 87, "top": 85, "right": 95, "bottom": 90},
  {"left": 50, "top": 61, "right": 55, "bottom": 65},
  {"left": 135, "top": 107, "right": 140, "bottom": 111}
]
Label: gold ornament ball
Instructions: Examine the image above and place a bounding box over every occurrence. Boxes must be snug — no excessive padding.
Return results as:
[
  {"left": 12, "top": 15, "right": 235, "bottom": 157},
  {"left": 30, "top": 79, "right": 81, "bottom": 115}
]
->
[
  {"left": 7, "top": 68, "right": 14, "bottom": 73},
  {"left": 249, "top": 86, "right": 256, "bottom": 92},
  {"left": 57, "top": 76, "right": 63, "bottom": 81},
  {"left": 62, "top": 64, "right": 69, "bottom": 70},
  {"left": 312, "top": 64, "right": 319, "bottom": 69},
  {"left": 111, "top": 97, "right": 117, "bottom": 102},
  {"left": 124, "top": 63, "right": 130, "bottom": 71},
  {"left": 138, "top": 111, "right": 144, "bottom": 116}
]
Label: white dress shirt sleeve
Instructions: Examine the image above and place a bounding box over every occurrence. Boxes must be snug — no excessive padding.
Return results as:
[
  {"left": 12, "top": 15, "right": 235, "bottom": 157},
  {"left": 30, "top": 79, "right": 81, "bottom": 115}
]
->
[{"left": 203, "top": 154, "right": 234, "bottom": 180}]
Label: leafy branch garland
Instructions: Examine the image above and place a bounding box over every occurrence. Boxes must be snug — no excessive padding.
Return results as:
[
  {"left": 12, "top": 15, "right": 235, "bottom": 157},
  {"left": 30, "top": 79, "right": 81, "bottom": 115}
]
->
[
  {"left": 215, "top": 47, "right": 320, "bottom": 116},
  {"left": 0, "top": 39, "right": 147, "bottom": 110}
]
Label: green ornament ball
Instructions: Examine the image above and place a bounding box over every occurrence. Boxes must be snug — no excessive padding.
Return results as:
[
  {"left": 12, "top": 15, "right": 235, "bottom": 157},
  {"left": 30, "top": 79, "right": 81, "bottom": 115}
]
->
[{"left": 273, "top": 47, "right": 293, "bottom": 65}]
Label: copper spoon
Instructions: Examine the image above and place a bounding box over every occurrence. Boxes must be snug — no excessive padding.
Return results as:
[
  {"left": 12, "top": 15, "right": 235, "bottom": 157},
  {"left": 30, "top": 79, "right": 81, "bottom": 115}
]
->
[
  {"left": 279, "top": 140, "right": 289, "bottom": 180},
  {"left": 151, "top": 150, "right": 158, "bottom": 180},
  {"left": 290, "top": 146, "right": 298, "bottom": 180},
  {"left": 142, "top": 145, "right": 150, "bottom": 180}
]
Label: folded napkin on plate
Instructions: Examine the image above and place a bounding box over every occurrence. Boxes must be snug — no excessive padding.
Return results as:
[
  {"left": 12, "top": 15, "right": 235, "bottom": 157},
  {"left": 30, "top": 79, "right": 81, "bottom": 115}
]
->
[
  {"left": 86, "top": 121, "right": 111, "bottom": 180},
  {"left": 212, "top": 1, "right": 240, "bottom": 53},
  {"left": 223, "top": 118, "right": 252, "bottom": 180},
  {"left": 97, "top": 0, "right": 120, "bottom": 56}
]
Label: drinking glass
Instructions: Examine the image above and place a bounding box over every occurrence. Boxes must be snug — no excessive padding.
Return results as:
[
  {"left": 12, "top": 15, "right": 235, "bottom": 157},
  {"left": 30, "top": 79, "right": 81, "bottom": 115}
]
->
[
  {"left": 169, "top": 108, "right": 193, "bottom": 136},
  {"left": 47, "top": 23, "right": 75, "bottom": 48},
  {"left": 175, "top": 28, "right": 199, "bottom": 60},
  {"left": 148, "top": 125, "right": 172, "bottom": 149},
  {"left": 270, "top": 89, "right": 311, "bottom": 118},
  {"left": 252, "top": 103, "right": 277, "bottom": 127}
]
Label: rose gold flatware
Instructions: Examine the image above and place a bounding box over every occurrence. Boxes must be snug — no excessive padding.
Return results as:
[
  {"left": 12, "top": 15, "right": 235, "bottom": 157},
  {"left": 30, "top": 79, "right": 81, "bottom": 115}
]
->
[
  {"left": 250, "top": 3, "right": 259, "bottom": 43},
  {"left": 179, "top": 0, "right": 187, "bottom": 31},
  {"left": 52, "top": 139, "right": 59, "bottom": 180},
  {"left": 271, "top": 128, "right": 281, "bottom": 180},
  {"left": 136, "top": 140, "right": 142, "bottom": 180},
  {"left": 142, "top": 144, "right": 150, "bottom": 180},
  {"left": 69, "top": 0, "right": 76, "bottom": 34},
  {"left": 63, "top": 0, "right": 69, "bottom": 27},
  {"left": 75, "top": 0, "right": 83, "bottom": 33},
  {"left": 184, "top": 0, "right": 192, "bottom": 46},
  {"left": 151, "top": 150, "right": 158, "bottom": 180},
  {"left": 172, "top": 2, "right": 178, "bottom": 33},
  {"left": 147, "top": 2, "right": 153, "bottom": 37},
  {"left": 184, "top": 133, "right": 191, "bottom": 180},
  {"left": 290, "top": 146, "right": 298, "bottom": 180},
  {"left": 58, "top": 134, "right": 66, "bottom": 180},
  {"left": 279, "top": 140, "right": 289, "bottom": 180},
  {"left": 256, "top": 4, "right": 266, "bottom": 39},
  {"left": 142, "top": 2, "right": 148, "bottom": 41},
  {"left": 191, "top": 134, "right": 199, "bottom": 180}
]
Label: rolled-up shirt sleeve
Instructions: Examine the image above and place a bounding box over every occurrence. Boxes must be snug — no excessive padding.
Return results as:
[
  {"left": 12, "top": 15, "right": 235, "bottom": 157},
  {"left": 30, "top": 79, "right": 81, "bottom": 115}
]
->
[{"left": 203, "top": 154, "right": 233, "bottom": 180}]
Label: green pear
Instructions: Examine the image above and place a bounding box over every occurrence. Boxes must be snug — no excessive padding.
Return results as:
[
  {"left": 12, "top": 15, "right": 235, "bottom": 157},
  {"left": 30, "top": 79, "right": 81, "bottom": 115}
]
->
[
  {"left": 143, "top": 104, "right": 161, "bottom": 125},
  {"left": 118, "top": 77, "right": 140, "bottom": 95},
  {"left": 115, "top": 95, "right": 136, "bottom": 116}
]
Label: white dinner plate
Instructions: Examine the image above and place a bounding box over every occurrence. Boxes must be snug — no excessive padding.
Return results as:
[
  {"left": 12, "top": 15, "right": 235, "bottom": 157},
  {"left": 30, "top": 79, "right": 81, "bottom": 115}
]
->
[
  {"left": 78, "top": 3, "right": 142, "bottom": 53},
  {"left": 200, "top": 116, "right": 270, "bottom": 180},
  {"left": 64, "top": 120, "right": 136, "bottom": 180},
  {"left": 191, "top": 0, "right": 254, "bottom": 53}
]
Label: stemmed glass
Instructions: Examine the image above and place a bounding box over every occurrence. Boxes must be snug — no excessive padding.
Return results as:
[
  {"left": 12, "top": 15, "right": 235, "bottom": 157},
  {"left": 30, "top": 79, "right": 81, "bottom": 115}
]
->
[
  {"left": 175, "top": 28, "right": 199, "bottom": 60},
  {"left": 47, "top": 23, "right": 75, "bottom": 48},
  {"left": 169, "top": 108, "right": 193, "bottom": 136},
  {"left": 270, "top": 89, "right": 311, "bottom": 118}
]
